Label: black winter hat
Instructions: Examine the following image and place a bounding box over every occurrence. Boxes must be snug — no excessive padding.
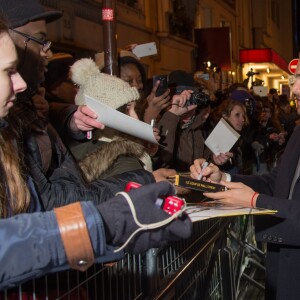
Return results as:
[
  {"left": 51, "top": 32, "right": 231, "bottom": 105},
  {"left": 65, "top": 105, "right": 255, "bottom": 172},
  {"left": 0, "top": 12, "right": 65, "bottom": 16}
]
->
[
  {"left": 168, "top": 69, "right": 198, "bottom": 93},
  {"left": 168, "top": 70, "right": 195, "bottom": 87},
  {"left": 44, "top": 53, "right": 76, "bottom": 90},
  {"left": 0, "top": 0, "right": 62, "bottom": 29}
]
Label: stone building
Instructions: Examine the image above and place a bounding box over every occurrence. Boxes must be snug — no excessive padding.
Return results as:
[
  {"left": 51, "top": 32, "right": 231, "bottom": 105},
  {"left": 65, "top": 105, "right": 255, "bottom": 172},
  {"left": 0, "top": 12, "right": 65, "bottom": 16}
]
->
[{"left": 43, "top": 0, "right": 294, "bottom": 92}]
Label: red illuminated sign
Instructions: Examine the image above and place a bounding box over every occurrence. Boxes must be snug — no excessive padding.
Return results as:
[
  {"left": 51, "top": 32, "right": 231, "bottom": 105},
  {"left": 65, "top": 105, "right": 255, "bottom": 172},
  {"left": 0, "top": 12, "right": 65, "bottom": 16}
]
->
[
  {"left": 288, "top": 59, "right": 299, "bottom": 74},
  {"left": 239, "top": 49, "right": 289, "bottom": 74},
  {"left": 102, "top": 8, "right": 114, "bottom": 21}
]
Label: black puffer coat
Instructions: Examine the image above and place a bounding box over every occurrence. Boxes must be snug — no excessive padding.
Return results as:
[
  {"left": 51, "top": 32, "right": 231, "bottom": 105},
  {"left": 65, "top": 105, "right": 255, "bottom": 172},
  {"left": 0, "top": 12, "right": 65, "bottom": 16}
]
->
[{"left": 15, "top": 94, "right": 154, "bottom": 210}]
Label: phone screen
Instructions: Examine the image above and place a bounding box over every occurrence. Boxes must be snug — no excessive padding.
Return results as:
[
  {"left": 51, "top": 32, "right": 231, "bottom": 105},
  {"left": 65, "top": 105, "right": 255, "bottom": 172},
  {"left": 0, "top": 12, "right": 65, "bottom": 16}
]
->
[{"left": 153, "top": 75, "right": 168, "bottom": 97}]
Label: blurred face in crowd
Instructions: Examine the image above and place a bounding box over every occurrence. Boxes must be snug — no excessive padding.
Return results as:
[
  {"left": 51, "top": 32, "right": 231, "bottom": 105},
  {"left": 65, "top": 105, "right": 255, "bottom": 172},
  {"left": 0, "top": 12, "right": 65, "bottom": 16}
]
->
[
  {"left": 281, "top": 103, "right": 291, "bottom": 114},
  {"left": 181, "top": 106, "right": 210, "bottom": 126},
  {"left": 0, "top": 31, "right": 26, "bottom": 117},
  {"left": 120, "top": 63, "right": 143, "bottom": 94},
  {"left": 255, "top": 100, "right": 263, "bottom": 116},
  {"left": 224, "top": 104, "right": 246, "bottom": 132},
  {"left": 10, "top": 20, "right": 52, "bottom": 90},
  {"left": 260, "top": 107, "right": 272, "bottom": 123},
  {"left": 50, "top": 78, "right": 78, "bottom": 104}
]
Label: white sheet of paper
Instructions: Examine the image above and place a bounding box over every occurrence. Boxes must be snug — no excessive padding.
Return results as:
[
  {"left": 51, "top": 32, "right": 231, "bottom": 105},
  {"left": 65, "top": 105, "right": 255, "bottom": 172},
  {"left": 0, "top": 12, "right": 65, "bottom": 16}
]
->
[
  {"left": 186, "top": 205, "right": 276, "bottom": 223},
  {"left": 204, "top": 118, "right": 240, "bottom": 155},
  {"left": 85, "top": 95, "right": 158, "bottom": 144}
]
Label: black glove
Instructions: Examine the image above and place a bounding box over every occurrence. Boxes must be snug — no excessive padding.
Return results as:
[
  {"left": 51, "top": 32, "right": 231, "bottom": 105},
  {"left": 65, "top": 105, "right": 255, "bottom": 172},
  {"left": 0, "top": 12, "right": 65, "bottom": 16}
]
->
[{"left": 97, "top": 181, "right": 193, "bottom": 254}]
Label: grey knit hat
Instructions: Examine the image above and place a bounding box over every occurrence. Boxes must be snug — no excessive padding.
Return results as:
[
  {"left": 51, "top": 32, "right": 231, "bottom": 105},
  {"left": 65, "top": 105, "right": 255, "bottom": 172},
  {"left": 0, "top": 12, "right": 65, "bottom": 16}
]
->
[
  {"left": 71, "top": 58, "right": 140, "bottom": 109},
  {"left": 0, "top": 0, "right": 62, "bottom": 28}
]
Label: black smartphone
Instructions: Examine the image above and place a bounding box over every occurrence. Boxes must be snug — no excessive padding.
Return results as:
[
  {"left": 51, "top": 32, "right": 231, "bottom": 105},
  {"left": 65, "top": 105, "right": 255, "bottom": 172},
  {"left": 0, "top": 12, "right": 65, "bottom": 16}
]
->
[{"left": 153, "top": 74, "right": 168, "bottom": 97}]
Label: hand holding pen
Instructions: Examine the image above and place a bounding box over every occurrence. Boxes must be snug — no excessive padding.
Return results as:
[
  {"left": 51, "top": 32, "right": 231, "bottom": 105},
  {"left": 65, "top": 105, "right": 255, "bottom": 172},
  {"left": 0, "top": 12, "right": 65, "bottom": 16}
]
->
[
  {"left": 197, "top": 161, "right": 209, "bottom": 180},
  {"left": 145, "top": 119, "right": 159, "bottom": 156},
  {"left": 190, "top": 158, "right": 225, "bottom": 184}
]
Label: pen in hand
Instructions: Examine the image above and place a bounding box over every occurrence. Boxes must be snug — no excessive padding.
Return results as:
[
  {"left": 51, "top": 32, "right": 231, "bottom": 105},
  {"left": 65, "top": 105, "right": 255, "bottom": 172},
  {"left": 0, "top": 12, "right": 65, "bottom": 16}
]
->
[
  {"left": 87, "top": 130, "right": 92, "bottom": 140},
  {"left": 150, "top": 118, "right": 156, "bottom": 128},
  {"left": 197, "top": 161, "right": 209, "bottom": 180}
]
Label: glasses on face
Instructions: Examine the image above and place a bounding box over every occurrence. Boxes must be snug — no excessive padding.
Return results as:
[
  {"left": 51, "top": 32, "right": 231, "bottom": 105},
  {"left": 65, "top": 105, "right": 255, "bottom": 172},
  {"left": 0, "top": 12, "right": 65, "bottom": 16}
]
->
[{"left": 10, "top": 28, "right": 51, "bottom": 53}]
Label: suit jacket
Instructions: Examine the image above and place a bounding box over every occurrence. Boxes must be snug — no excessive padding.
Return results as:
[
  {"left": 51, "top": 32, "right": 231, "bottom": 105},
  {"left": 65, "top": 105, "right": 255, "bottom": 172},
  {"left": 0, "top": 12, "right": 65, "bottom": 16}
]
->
[{"left": 232, "top": 125, "right": 300, "bottom": 299}]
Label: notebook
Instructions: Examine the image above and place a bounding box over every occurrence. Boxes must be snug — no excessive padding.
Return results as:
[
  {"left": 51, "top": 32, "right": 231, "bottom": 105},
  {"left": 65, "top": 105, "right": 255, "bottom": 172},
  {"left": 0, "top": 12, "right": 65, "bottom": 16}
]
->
[{"left": 205, "top": 118, "right": 240, "bottom": 155}]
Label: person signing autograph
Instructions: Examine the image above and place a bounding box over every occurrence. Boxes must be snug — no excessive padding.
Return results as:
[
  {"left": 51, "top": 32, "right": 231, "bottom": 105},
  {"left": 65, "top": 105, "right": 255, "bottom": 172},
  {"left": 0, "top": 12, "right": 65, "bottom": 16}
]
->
[
  {"left": 190, "top": 159, "right": 259, "bottom": 207},
  {"left": 189, "top": 59, "right": 300, "bottom": 299}
]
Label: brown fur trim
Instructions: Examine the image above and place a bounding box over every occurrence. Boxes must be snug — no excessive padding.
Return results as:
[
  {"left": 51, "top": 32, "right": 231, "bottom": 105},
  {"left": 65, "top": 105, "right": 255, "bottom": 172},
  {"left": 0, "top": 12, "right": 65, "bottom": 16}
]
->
[{"left": 79, "top": 138, "right": 146, "bottom": 182}]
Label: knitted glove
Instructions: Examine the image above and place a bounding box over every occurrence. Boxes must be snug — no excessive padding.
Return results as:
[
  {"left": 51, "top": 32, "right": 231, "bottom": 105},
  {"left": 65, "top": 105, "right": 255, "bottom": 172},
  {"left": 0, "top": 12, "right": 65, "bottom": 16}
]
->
[{"left": 97, "top": 182, "right": 192, "bottom": 254}]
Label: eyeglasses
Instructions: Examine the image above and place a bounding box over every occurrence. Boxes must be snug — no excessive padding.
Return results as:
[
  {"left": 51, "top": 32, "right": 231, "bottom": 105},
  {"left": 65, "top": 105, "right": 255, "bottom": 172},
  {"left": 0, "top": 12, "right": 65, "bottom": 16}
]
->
[{"left": 10, "top": 28, "right": 51, "bottom": 53}]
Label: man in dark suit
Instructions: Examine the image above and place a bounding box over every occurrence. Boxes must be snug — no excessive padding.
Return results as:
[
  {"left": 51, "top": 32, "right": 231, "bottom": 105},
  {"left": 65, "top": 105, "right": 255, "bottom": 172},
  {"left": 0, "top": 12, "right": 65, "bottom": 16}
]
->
[{"left": 190, "top": 59, "right": 300, "bottom": 300}]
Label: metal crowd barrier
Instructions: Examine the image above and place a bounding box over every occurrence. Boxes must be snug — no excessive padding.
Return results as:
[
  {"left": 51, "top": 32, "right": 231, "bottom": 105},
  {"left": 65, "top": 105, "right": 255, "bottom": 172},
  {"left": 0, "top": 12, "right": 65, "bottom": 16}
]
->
[{"left": 1, "top": 216, "right": 263, "bottom": 300}]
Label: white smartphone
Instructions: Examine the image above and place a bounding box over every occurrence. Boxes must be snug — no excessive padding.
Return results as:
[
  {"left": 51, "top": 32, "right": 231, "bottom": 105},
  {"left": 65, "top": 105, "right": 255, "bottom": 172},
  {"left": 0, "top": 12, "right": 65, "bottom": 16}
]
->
[
  {"left": 253, "top": 86, "right": 268, "bottom": 97},
  {"left": 132, "top": 42, "right": 157, "bottom": 58}
]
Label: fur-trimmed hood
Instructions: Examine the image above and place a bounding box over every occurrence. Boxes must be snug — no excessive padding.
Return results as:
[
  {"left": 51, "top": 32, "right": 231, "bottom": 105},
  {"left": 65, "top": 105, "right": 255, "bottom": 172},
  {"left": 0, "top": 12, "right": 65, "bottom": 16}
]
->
[{"left": 79, "top": 131, "right": 152, "bottom": 182}]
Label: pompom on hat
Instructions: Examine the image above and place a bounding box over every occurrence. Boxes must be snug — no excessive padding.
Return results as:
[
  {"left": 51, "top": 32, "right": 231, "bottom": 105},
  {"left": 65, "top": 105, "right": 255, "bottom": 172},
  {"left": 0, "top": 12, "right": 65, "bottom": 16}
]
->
[
  {"left": 0, "top": 0, "right": 62, "bottom": 28},
  {"left": 71, "top": 58, "right": 140, "bottom": 109}
]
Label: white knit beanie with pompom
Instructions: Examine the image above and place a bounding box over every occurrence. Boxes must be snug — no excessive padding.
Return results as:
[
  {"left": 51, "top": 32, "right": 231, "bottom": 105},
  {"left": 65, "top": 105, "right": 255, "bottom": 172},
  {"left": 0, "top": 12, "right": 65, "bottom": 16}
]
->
[{"left": 71, "top": 58, "right": 140, "bottom": 109}]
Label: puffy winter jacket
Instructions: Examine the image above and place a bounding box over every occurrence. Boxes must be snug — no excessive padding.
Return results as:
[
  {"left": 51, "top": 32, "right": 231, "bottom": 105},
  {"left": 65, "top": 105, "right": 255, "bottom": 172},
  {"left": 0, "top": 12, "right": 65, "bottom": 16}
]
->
[
  {"left": 14, "top": 93, "right": 155, "bottom": 210},
  {"left": 0, "top": 201, "right": 122, "bottom": 290}
]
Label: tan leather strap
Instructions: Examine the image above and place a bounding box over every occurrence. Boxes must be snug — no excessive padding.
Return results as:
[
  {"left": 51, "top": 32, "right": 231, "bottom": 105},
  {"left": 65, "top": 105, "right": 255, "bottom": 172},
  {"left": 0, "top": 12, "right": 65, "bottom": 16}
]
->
[{"left": 54, "top": 202, "right": 95, "bottom": 271}]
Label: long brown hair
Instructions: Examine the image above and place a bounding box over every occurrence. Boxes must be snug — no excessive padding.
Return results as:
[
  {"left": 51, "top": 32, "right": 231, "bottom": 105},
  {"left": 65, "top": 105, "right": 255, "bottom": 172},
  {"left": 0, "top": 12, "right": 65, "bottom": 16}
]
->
[
  {"left": 212, "top": 99, "right": 248, "bottom": 127},
  {"left": 0, "top": 16, "right": 30, "bottom": 217}
]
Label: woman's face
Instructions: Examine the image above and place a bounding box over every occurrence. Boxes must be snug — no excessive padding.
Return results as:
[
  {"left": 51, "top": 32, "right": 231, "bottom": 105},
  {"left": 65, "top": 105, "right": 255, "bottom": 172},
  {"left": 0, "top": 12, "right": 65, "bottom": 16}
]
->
[
  {"left": 0, "top": 31, "right": 26, "bottom": 118},
  {"left": 225, "top": 105, "right": 245, "bottom": 132},
  {"left": 260, "top": 107, "right": 272, "bottom": 122},
  {"left": 120, "top": 63, "right": 143, "bottom": 94}
]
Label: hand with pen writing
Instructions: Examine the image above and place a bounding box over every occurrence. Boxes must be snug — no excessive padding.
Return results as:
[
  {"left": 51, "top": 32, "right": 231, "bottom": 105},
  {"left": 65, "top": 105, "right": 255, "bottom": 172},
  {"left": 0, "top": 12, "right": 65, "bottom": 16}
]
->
[
  {"left": 190, "top": 158, "right": 259, "bottom": 208},
  {"left": 190, "top": 158, "right": 226, "bottom": 183}
]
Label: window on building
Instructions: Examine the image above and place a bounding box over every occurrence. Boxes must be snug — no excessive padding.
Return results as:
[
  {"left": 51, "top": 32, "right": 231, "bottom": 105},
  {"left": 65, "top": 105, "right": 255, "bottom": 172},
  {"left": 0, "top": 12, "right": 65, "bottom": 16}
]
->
[
  {"left": 169, "top": 0, "right": 197, "bottom": 41},
  {"left": 118, "top": 0, "right": 144, "bottom": 11}
]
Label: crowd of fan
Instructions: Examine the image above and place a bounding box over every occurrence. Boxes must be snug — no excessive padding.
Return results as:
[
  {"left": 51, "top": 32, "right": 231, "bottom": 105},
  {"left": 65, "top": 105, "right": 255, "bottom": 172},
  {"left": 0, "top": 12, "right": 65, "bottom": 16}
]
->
[{"left": 1, "top": 1, "right": 300, "bottom": 297}]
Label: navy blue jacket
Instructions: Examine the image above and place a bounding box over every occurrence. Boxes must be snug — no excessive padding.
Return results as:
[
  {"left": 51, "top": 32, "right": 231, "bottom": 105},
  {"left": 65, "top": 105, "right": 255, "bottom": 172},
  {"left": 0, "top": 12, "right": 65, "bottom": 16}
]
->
[{"left": 0, "top": 201, "right": 123, "bottom": 290}]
